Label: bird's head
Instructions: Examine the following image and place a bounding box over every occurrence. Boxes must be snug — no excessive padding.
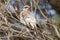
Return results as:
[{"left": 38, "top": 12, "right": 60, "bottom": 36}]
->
[{"left": 23, "top": 5, "right": 30, "bottom": 11}]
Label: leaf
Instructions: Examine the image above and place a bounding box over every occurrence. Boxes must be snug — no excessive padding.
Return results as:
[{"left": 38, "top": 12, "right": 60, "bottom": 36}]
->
[
  {"left": 4, "top": 0, "right": 10, "bottom": 3},
  {"left": 0, "top": 2, "right": 3, "bottom": 8}
]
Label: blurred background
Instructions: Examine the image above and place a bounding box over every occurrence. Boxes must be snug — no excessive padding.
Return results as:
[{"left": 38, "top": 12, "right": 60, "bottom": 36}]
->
[{"left": 0, "top": 0, "right": 60, "bottom": 40}]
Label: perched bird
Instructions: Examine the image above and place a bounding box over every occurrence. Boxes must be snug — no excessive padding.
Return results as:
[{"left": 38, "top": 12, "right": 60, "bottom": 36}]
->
[{"left": 20, "top": 5, "right": 37, "bottom": 29}]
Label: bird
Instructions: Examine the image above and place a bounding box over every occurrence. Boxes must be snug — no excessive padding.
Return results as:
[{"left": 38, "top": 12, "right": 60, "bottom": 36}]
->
[{"left": 20, "top": 5, "right": 37, "bottom": 29}]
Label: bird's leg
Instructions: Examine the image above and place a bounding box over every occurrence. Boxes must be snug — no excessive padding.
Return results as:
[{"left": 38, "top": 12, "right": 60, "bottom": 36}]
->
[
  {"left": 29, "top": 23, "right": 37, "bottom": 36},
  {"left": 34, "top": 25, "right": 40, "bottom": 40},
  {"left": 29, "top": 23, "right": 35, "bottom": 29}
]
